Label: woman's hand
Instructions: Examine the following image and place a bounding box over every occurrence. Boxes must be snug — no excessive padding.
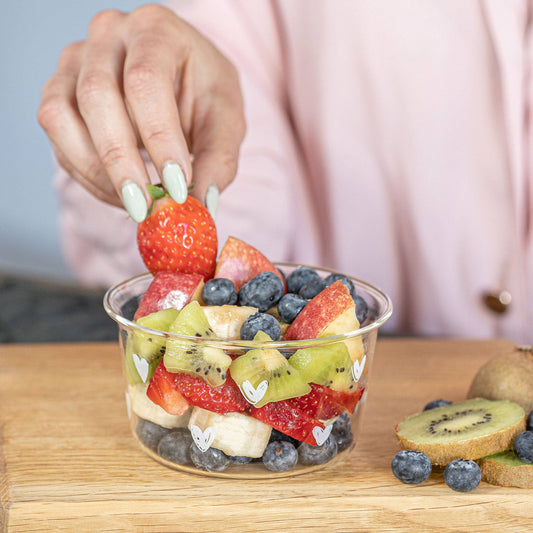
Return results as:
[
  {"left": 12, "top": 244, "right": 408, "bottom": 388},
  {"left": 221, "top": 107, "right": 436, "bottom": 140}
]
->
[{"left": 38, "top": 4, "right": 245, "bottom": 221}]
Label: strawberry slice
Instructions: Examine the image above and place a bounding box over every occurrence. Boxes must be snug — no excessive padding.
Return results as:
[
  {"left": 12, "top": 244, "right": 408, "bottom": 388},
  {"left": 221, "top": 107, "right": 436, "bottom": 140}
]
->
[
  {"left": 287, "top": 384, "right": 365, "bottom": 419},
  {"left": 146, "top": 361, "right": 190, "bottom": 415},
  {"left": 250, "top": 400, "right": 324, "bottom": 446},
  {"left": 169, "top": 372, "right": 249, "bottom": 414}
]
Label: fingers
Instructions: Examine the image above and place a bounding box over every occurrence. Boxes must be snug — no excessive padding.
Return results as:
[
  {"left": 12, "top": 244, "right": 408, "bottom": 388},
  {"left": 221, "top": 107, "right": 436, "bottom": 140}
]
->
[
  {"left": 76, "top": 9, "right": 150, "bottom": 221},
  {"left": 122, "top": 13, "right": 192, "bottom": 205}
]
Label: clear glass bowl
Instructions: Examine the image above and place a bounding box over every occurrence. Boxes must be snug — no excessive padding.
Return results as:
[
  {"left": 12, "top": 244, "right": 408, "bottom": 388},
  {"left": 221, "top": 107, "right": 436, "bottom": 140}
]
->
[{"left": 104, "top": 264, "right": 392, "bottom": 479}]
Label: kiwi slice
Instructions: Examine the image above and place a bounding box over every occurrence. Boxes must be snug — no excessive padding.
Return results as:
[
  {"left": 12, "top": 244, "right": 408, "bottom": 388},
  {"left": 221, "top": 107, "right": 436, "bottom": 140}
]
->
[
  {"left": 288, "top": 342, "right": 356, "bottom": 392},
  {"left": 163, "top": 301, "right": 232, "bottom": 387},
  {"left": 124, "top": 338, "right": 160, "bottom": 385},
  {"left": 230, "top": 331, "right": 311, "bottom": 408},
  {"left": 478, "top": 450, "right": 533, "bottom": 488},
  {"left": 133, "top": 308, "right": 180, "bottom": 361},
  {"left": 395, "top": 398, "right": 526, "bottom": 465}
]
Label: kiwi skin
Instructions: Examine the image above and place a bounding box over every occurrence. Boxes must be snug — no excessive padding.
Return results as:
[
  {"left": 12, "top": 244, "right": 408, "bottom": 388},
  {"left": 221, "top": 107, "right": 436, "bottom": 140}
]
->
[
  {"left": 478, "top": 450, "right": 533, "bottom": 488},
  {"left": 395, "top": 399, "right": 526, "bottom": 466},
  {"left": 468, "top": 347, "right": 533, "bottom": 413}
]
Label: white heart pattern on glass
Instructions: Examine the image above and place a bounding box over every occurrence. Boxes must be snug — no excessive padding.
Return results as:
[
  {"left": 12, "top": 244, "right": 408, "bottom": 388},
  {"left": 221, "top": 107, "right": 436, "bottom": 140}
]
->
[
  {"left": 132, "top": 352, "right": 150, "bottom": 383},
  {"left": 240, "top": 379, "right": 269, "bottom": 405},
  {"left": 190, "top": 424, "right": 216, "bottom": 452},
  {"left": 312, "top": 424, "right": 333, "bottom": 446},
  {"left": 351, "top": 354, "right": 367, "bottom": 382},
  {"left": 124, "top": 391, "right": 131, "bottom": 419}
]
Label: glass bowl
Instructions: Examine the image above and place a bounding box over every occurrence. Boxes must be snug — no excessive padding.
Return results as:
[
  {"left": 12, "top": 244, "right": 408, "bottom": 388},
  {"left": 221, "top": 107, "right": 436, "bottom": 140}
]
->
[{"left": 104, "top": 264, "right": 392, "bottom": 479}]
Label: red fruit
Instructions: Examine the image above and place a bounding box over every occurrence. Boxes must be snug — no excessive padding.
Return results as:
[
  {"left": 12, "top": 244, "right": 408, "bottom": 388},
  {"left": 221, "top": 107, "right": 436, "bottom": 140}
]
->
[
  {"left": 137, "top": 192, "right": 217, "bottom": 280},
  {"left": 214, "top": 236, "right": 285, "bottom": 291},
  {"left": 134, "top": 271, "right": 204, "bottom": 319},
  {"left": 169, "top": 372, "right": 249, "bottom": 415},
  {"left": 288, "top": 384, "right": 364, "bottom": 419},
  {"left": 250, "top": 400, "right": 324, "bottom": 446},
  {"left": 146, "top": 361, "right": 190, "bottom": 415}
]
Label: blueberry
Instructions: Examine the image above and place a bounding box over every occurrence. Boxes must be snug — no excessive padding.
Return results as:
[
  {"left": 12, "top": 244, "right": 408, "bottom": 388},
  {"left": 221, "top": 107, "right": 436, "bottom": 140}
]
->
[
  {"left": 238, "top": 271, "right": 285, "bottom": 312},
  {"left": 423, "top": 399, "right": 453, "bottom": 411},
  {"left": 190, "top": 443, "right": 231, "bottom": 472},
  {"left": 527, "top": 410, "right": 533, "bottom": 432},
  {"left": 391, "top": 450, "right": 432, "bottom": 484},
  {"left": 269, "top": 428, "right": 300, "bottom": 448},
  {"left": 262, "top": 441, "right": 298, "bottom": 472},
  {"left": 298, "top": 435, "right": 338, "bottom": 465},
  {"left": 331, "top": 414, "right": 354, "bottom": 452},
  {"left": 298, "top": 279, "right": 327, "bottom": 299},
  {"left": 232, "top": 456, "right": 254, "bottom": 464},
  {"left": 240, "top": 312, "right": 281, "bottom": 341},
  {"left": 443, "top": 458, "right": 481, "bottom": 492},
  {"left": 157, "top": 428, "right": 192, "bottom": 465},
  {"left": 135, "top": 418, "right": 170, "bottom": 452},
  {"left": 277, "top": 293, "right": 308, "bottom": 323},
  {"left": 353, "top": 295, "right": 369, "bottom": 323},
  {"left": 324, "top": 273, "right": 355, "bottom": 295},
  {"left": 286, "top": 267, "right": 320, "bottom": 294},
  {"left": 201, "top": 278, "right": 237, "bottom": 306},
  {"left": 513, "top": 431, "right": 533, "bottom": 463}
]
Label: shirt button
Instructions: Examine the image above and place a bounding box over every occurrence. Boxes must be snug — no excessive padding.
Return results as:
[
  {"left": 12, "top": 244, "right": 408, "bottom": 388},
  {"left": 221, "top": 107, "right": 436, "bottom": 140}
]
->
[{"left": 482, "top": 290, "right": 512, "bottom": 314}]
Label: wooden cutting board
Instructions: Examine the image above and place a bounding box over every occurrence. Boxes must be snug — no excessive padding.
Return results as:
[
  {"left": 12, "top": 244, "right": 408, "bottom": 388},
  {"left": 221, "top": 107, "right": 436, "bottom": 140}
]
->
[{"left": 1, "top": 338, "right": 531, "bottom": 532}]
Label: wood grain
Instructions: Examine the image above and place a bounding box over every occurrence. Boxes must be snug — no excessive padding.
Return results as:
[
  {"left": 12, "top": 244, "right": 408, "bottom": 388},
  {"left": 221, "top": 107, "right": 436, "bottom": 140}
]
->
[{"left": 1, "top": 338, "right": 531, "bottom": 532}]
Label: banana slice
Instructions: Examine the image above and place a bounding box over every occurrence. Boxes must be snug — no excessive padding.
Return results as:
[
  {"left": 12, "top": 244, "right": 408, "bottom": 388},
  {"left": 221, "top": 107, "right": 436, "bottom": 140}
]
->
[
  {"left": 188, "top": 406, "right": 272, "bottom": 458},
  {"left": 127, "top": 384, "right": 191, "bottom": 429},
  {"left": 203, "top": 305, "right": 258, "bottom": 340}
]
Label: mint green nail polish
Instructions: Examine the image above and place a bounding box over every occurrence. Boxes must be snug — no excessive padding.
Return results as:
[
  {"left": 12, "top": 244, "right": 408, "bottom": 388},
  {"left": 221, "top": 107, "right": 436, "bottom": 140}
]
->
[
  {"left": 121, "top": 181, "right": 147, "bottom": 222},
  {"left": 206, "top": 184, "right": 219, "bottom": 221},
  {"left": 163, "top": 162, "right": 188, "bottom": 203}
]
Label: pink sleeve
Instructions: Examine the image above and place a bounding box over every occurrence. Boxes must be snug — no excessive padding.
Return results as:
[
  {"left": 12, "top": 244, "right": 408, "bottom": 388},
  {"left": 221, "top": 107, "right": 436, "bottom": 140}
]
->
[{"left": 55, "top": 0, "right": 320, "bottom": 288}]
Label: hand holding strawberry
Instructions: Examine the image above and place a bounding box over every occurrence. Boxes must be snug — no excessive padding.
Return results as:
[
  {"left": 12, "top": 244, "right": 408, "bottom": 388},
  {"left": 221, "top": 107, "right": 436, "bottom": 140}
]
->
[{"left": 137, "top": 185, "right": 218, "bottom": 280}]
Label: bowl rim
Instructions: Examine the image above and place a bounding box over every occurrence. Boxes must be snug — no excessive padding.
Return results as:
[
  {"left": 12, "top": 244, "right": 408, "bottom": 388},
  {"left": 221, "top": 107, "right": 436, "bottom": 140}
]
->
[{"left": 103, "top": 263, "right": 393, "bottom": 349}]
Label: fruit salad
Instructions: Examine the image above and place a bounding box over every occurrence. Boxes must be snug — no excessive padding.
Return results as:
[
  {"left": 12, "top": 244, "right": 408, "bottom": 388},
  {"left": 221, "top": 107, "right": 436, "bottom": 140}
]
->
[{"left": 104, "top": 187, "right": 392, "bottom": 478}]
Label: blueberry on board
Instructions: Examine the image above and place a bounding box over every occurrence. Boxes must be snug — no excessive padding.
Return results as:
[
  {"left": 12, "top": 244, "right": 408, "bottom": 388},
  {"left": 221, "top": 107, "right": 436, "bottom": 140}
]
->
[
  {"left": 286, "top": 267, "right": 320, "bottom": 294},
  {"left": 238, "top": 271, "right": 285, "bottom": 312},
  {"left": 240, "top": 312, "right": 281, "bottom": 341},
  {"left": 391, "top": 450, "right": 432, "bottom": 484},
  {"left": 353, "top": 294, "right": 369, "bottom": 324},
  {"left": 277, "top": 293, "right": 308, "bottom": 323},
  {"left": 443, "top": 458, "right": 481, "bottom": 492},
  {"left": 298, "top": 435, "right": 338, "bottom": 465},
  {"left": 324, "top": 273, "right": 355, "bottom": 295},
  {"left": 157, "top": 428, "right": 193, "bottom": 465},
  {"left": 331, "top": 415, "right": 354, "bottom": 452},
  {"left": 513, "top": 431, "right": 533, "bottom": 463},
  {"left": 423, "top": 399, "right": 453, "bottom": 411},
  {"left": 190, "top": 443, "right": 231, "bottom": 472},
  {"left": 201, "top": 278, "right": 238, "bottom": 306},
  {"left": 527, "top": 411, "right": 533, "bottom": 432},
  {"left": 136, "top": 418, "right": 170, "bottom": 452},
  {"left": 298, "top": 279, "right": 327, "bottom": 300},
  {"left": 262, "top": 441, "right": 298, "bottom": 472}
]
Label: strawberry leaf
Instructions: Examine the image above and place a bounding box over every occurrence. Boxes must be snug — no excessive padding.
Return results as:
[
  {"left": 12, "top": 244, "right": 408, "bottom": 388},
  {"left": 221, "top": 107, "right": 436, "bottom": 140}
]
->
[{"left": 147, "top": 184, "right": 167, "bottom": 200}]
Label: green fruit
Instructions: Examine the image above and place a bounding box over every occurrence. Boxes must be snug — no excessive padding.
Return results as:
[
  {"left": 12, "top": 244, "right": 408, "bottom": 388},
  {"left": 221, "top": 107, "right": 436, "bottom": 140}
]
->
[
  {"left": 163, "top": 301, "right": 232, "bottom": 387},
  {"left": 478, "top": 450, "right": 533, "bottom": 488},
  {"left": 124, "top": 338, "right": 160, "bottom": 385},
  {"left": 395, "top": 398, "right": 526, "bottom": 465},
  {"left": 134, "top": 308, "right": 180, "bottom": 361},
  {"left": 230, "top": 331, "right": 311, "bottom": 408},
  {"left": 288, "top": 342, "right": 356, "bottom": 392}
]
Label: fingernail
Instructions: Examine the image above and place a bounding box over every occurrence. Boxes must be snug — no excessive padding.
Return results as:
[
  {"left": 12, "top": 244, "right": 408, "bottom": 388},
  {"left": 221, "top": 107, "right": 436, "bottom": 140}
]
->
[
  {"left": 205, "top": 184, "right": 219, "bottom": 221},
  {"left": 121, "top": 180, "right": 147, "bottom": 223},
  {"left": 163, "top": 161, "right": 188, "bottom": 203}
]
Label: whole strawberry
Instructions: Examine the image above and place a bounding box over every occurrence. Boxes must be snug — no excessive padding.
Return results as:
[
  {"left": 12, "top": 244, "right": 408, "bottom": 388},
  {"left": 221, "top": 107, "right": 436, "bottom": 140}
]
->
[{"left": 137, "top": 185, "right": 218, "bottom": 280}]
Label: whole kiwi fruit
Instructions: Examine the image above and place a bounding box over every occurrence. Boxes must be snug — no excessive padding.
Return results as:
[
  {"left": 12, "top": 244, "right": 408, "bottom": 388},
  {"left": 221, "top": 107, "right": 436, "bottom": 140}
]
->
[{"left": 467, "top": 346, "right": 533, "bottom": 413}]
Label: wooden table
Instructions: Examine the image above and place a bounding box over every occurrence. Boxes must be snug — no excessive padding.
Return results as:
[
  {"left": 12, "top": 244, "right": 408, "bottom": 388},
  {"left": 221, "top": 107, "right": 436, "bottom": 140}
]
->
[{"left": 1, "top": 339, "right": 531, "bottom": 532}]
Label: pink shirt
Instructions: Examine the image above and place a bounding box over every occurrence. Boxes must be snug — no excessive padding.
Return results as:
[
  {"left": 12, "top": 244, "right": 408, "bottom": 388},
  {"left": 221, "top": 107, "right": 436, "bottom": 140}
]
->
[{"left": 56, "top": 0, "right": 533, "bottom": 343}]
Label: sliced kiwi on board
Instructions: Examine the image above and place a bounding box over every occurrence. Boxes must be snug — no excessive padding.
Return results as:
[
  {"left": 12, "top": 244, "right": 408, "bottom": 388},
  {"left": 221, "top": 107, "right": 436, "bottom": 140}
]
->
[
  {"left": 395, "top": 398, "right": 526, "bottom": 465},
  {"left": 288, "top": 342, "right": 356, "bottom": 392},
  {"left": 133, "top": 308, "right": 180, "bottom": 361},
  {"left": 478, "top": 450, "right": 533, "bottom": 488},
  {"left": 163, "top": 301, "right": 232, "bottom": 387},
  {"left": 230, "top": 331, "right": 311, "bottom": 408}
]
